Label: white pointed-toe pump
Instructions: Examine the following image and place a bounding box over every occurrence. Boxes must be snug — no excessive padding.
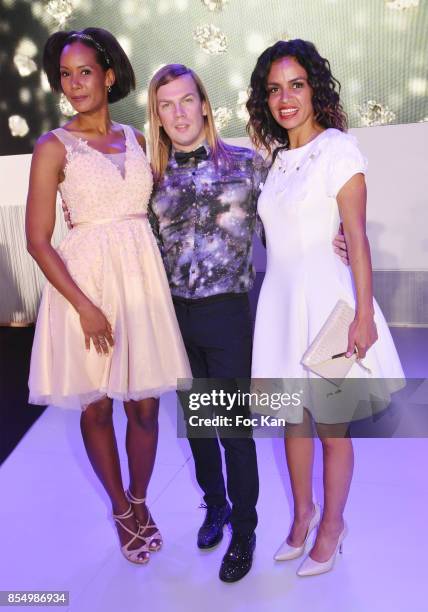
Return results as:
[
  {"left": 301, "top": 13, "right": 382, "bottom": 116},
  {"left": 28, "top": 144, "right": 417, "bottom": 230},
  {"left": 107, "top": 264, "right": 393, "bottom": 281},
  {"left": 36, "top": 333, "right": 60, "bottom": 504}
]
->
[
  {"left": 296, "top": 522, "right": 348, "bottom": 577},
  {"left": 274, "top": 502, "right": 321, "bottom": 562}
]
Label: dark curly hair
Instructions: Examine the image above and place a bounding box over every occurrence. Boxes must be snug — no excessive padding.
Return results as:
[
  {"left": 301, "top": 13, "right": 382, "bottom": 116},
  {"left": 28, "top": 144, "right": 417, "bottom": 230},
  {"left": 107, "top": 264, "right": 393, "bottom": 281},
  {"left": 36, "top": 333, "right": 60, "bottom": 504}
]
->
[
  {"left": 246, "top": 39, "right": 347, "bottom": 156},
  {"left": 43, "top": 27, "right": 135, "bottom": 104}
]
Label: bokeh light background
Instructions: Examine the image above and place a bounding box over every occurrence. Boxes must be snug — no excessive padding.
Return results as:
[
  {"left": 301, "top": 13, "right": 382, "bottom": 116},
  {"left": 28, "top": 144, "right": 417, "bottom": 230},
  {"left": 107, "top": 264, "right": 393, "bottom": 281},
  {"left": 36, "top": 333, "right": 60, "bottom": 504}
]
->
[{"left": 1, "top": 0, "right": 427, "bottom": 155}]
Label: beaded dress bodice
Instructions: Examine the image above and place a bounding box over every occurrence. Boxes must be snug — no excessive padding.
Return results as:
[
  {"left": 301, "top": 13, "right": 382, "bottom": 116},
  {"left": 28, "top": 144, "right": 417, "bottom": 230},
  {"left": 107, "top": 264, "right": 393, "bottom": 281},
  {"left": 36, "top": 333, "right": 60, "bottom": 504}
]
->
[{"left": 53, "top": 124, "right": 153, "bottom": 225}]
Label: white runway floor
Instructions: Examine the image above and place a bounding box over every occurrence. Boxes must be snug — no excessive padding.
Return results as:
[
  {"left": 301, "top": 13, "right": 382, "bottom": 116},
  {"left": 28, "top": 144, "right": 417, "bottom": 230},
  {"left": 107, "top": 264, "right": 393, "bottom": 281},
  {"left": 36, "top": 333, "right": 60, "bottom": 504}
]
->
[{"left": 1, "top": 329, "right": 427, "bottom": 611}]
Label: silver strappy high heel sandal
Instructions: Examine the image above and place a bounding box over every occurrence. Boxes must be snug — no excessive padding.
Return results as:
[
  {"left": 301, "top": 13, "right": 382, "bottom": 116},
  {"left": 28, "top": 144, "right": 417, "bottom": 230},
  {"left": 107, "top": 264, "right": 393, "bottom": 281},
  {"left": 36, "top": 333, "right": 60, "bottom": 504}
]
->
[
  {"left": 112, "top": 504, "right": 150, "bottom": 564},
  {"left": 125, "top": 489, "right": 163, "bottom": 552}
]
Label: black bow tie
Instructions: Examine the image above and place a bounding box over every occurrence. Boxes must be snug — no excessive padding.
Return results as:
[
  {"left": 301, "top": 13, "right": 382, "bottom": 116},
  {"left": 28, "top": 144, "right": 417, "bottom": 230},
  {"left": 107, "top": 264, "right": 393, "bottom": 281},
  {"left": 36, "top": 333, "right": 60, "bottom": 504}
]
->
[{"left": 174, "top": 146, "right": 208, "bottom": 165}]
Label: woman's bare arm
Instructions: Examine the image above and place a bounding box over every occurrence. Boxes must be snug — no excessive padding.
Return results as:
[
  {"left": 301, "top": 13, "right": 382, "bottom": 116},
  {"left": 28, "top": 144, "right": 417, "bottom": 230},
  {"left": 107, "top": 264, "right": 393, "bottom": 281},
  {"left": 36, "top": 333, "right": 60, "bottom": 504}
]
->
[
  {"left": 25, "top": 133, "right": 113, "bottom": 353},
  {"left": 26, "top": 133, "right": 89, "bottom": 310},
  {"left": 337, "top": 173, "right": 378, "bottom": 358}
]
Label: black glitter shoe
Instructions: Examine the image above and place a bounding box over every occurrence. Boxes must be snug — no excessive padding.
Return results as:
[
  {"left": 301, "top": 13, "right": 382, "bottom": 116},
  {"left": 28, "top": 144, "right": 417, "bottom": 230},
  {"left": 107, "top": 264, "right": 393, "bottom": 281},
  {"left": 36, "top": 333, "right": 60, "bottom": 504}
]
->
[
  {"left": 219, "top": 532, "right": 256, "bottom": 583},
  {"left": 197, "top": 502, "right": 231, "bottom": 549}
]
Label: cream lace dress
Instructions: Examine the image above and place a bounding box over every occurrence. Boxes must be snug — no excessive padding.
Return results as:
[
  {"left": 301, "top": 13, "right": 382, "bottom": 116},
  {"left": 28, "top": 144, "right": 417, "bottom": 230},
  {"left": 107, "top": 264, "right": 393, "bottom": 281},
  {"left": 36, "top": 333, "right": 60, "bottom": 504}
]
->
[{"left": 29, "top": 124, "right": 191, "bottom": 409}]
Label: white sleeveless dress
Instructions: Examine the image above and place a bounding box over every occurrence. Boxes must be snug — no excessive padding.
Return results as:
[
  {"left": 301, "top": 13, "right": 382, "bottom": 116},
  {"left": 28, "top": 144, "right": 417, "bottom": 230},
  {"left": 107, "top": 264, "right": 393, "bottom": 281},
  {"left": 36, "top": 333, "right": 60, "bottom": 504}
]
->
[
  {"left": 29, "top": 124, "right": 191, "bottom": 409},
  {"left": 251, "top": 129, "right": 404, "bottom": 423}
]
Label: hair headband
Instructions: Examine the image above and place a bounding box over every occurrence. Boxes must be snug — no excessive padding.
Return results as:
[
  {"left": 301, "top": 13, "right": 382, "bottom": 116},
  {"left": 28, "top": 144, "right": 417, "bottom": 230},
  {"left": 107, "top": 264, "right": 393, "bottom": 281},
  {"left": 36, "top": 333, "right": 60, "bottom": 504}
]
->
[{"left": 67, "top": 32, "right": 111, "bottom": 65}]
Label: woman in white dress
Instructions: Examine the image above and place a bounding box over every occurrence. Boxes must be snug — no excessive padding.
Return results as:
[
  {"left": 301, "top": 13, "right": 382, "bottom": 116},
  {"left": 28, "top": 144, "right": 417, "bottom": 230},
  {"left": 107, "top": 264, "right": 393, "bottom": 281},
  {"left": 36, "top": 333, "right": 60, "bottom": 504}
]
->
[
  {"left": 26, "top": 28, "right": 191, "bottom": 564},
  {"left": 247, "top": 40, "right": 404, "bottom": 576}
]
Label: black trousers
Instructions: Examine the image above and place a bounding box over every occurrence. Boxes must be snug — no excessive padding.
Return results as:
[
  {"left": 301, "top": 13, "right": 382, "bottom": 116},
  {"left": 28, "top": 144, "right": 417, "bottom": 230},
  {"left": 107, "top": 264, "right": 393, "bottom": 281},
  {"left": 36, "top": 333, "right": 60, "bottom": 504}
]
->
[{"left": 174, "top": 293, "right": 259, "bottom": 536}]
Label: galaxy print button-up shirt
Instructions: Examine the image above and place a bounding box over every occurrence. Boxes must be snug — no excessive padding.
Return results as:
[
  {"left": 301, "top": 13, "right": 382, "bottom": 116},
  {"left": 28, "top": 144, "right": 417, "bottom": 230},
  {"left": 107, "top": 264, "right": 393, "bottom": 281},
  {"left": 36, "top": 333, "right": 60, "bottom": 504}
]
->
[{"left": 148, "top": 143, "right": 268, "bottom": 299}]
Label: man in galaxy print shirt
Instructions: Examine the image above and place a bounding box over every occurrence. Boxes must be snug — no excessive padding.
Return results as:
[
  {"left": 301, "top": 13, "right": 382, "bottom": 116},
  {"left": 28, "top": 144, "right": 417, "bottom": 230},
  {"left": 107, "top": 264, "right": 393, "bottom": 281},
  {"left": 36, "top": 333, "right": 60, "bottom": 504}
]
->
[{"left": 148, "top": 64, "right": 264, "bottom": 583}]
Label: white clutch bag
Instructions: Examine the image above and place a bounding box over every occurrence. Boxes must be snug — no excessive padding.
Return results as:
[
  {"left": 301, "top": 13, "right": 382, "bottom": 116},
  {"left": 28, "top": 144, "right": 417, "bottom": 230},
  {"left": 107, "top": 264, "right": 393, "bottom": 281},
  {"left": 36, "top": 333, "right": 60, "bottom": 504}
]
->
[{"left": 301, "top": 300, "right": 357, "bottom": 385}]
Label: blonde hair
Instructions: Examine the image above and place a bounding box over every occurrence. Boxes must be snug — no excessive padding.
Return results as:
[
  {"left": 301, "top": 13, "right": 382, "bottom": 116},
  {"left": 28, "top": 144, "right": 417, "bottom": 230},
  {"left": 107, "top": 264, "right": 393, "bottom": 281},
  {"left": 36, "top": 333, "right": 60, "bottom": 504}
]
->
[{"left": 147, "top": 64, "right": 229, "bottom": 182}]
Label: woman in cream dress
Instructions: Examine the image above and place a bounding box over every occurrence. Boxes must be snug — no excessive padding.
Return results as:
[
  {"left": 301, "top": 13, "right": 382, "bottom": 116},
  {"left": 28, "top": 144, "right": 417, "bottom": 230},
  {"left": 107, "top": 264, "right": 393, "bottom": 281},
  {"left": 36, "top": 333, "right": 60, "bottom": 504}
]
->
[{"left": 27, "top": 28, "right": 190, "bottom": 564}]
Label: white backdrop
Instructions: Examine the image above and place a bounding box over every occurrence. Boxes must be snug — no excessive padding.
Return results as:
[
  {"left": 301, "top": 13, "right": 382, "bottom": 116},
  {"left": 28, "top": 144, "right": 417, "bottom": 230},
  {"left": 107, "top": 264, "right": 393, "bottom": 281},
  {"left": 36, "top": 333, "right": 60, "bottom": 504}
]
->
[{"left": 0, "top": 122, "right": 427, "bottom": 324}]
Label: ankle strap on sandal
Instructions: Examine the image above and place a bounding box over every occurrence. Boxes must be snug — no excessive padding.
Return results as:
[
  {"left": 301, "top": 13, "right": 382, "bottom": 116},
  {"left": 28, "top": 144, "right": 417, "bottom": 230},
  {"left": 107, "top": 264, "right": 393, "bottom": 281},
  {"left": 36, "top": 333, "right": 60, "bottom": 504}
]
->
[
  {"left": 112, "top": 504, "right": 134, "bottom": 521},
  {"left": 126, "top": 489, "right": 146, "bottom": 504}
]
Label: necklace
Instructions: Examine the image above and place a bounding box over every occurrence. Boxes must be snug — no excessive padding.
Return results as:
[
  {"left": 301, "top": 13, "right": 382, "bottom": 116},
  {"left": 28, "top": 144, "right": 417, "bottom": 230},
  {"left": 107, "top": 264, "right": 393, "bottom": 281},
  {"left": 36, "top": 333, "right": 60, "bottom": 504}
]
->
[
  {"left": 275, "top": 149, "right": 319, "bottom": 175},
  {"left": 275, "top": 131, "right": 324, "bottom": 175}
]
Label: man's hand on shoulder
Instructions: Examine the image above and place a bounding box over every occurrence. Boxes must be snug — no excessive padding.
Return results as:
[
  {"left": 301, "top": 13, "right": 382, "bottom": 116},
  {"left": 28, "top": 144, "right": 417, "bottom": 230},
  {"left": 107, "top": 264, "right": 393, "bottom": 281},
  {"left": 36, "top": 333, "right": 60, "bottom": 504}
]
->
[
  {"left": 333, "top": 222, "right": 349, "bottom": 266},
  {"left": 62, "top": 199, "right": 73, "bottom": 230}
]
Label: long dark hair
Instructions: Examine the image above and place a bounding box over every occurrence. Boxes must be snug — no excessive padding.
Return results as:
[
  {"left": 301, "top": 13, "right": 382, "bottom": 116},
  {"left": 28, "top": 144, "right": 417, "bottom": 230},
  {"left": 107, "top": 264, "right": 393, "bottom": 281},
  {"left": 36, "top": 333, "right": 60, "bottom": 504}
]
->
[
  {"left": 246, "top": 39, "right": 347, "bottom": 156},
  {"left": 43, "top": 27, "right": 135, "bottom": 104}
]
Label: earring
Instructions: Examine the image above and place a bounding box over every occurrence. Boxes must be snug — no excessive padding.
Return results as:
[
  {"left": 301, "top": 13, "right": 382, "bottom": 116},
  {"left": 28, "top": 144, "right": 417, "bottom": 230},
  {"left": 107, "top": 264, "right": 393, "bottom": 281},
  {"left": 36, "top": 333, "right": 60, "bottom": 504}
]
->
[{"left": 108, "top": 85, "right": 112, "bottom": 93}]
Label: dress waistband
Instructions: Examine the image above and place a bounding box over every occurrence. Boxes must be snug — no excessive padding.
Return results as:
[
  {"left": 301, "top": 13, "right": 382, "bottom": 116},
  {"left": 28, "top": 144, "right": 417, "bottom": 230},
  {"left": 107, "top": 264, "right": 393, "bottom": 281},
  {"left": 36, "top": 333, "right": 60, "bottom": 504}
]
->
[{"left": 73, "top": 213, "right": 147, "bottom": 227}]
